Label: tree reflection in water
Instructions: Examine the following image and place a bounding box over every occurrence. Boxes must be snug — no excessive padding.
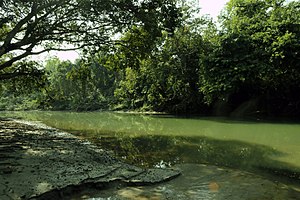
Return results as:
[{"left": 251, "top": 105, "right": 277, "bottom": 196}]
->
[{"left": 76, "top": 133, "right": 300, "bottom": 184}]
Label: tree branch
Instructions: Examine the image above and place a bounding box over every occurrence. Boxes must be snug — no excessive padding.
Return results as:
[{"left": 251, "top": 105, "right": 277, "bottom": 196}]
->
[
  {"left": 0, "top": 70, "right": 42, "bottom": 80},
  {"left": 0, "top": 0, "right": 180, "bottom": 78},
  {"left": 0, "top": 3, "right": 37, "bottom": 56}
]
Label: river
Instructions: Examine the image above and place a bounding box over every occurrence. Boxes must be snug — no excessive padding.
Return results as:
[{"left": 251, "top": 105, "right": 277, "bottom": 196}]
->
[{"left": 2, "top": 111, "right": 300, "bottom": 199}]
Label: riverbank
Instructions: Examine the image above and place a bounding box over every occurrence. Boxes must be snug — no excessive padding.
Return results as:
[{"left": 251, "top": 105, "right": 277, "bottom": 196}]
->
[{"left": 0, "top": 118, "right": 180, "bottom": 200}]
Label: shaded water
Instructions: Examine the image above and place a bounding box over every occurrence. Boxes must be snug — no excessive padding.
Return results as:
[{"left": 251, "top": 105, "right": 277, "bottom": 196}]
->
[
  {"left": 66, "top": 164, "right": 300, "bottom": 200},
  {"left": 2, "top": 111, "right": 300, "bottom": 199}
]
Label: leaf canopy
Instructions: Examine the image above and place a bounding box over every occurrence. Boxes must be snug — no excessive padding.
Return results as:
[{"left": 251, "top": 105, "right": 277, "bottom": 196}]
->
[{"left": 0, "top": 0, "right": 181, "bottom": 79}]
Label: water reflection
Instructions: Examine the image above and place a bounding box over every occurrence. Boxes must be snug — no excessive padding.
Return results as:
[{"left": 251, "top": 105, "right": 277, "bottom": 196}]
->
[
  {"left": 66, "top": 164, "right": 300, "bottom": 200},
  {"left": 74, "top": 133, "right": 300, "bottom": 183},
  {"left": 2, "top": 111, "right": 300, "bottom": 188}
]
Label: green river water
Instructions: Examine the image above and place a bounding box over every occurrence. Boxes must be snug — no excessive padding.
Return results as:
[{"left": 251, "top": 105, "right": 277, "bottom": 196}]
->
[{"left": 2, "top": 111, "right": 300, "bottom": 199}]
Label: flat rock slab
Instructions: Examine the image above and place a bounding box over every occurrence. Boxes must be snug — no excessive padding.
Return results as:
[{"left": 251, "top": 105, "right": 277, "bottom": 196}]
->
[{"left": 0, "top": 119, "right": 180, "bottom": 200}]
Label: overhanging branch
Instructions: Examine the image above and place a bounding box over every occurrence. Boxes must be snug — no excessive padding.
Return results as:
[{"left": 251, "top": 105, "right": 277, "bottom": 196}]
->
[
  {"left": 0, "top": 70, "right": 41, "bottom": 80},
  {"left": 0, "top": 0, "right": 181, "bottom": 77}
]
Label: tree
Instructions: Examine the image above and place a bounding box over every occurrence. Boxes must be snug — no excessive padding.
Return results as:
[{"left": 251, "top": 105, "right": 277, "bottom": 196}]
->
[
  {"left": 0, "top": 0, "right": 181, "bottom": 79},
  {"left": 200, "top": 0, "right": 300, "bottom": 115},
  {"left": 0, "top": 60, "right": 46, "bottom": 110},
  {"left": 40, "top": 56, "right": 116, "bottom": 110},
  {"left": 110, "top": 10, "right": 213, "bottom": 113}
]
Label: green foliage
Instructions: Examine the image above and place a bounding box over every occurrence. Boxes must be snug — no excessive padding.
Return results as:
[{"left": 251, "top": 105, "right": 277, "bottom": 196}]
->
[
  {"left": 0, "top": 0, "right": 181, "bottom": 79},
  {"left": 111, "top": 13, "right": 211, "bottom": 113},
  {"left": 199, "top": 0, "right": 300, "bottom": 115},
  {"left": 0, "top": 61, "right": 45, "bottom": 110},
  {"left": 42, "top": 57, "right": 116, "bottom": 111},
  {"left": 2, "top": 0, "right": 300, "bottom": 117}
]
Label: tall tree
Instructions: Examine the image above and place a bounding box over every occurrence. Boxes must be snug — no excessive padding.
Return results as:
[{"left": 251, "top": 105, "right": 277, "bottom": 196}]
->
[
  {"left": 0, "top": 0, "right": 181, "bottom": 79},
  {"left": 200, "top": 0, "right": 300, "bottom": 112},
  {"left": 110, "top": 10, "right": 213, "bottom": 113}
]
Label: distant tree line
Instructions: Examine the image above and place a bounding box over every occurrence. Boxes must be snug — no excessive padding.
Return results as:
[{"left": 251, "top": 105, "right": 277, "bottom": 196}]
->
[{"left": 1, "top": 0, "right": 300, "bottom": 117}]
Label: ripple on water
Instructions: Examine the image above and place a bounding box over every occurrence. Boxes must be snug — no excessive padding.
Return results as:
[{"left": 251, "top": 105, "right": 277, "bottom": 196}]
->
[{"left": 66, "top": 164, "right": 300, "bottom": 200}]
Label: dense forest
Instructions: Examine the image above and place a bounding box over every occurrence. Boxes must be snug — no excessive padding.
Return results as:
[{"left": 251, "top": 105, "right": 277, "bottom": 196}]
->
[{"left": 1, "top": 0, "right": 300, "bottom": 117}]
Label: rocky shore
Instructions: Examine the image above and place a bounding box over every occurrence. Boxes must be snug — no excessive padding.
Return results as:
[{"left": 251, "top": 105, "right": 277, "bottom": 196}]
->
[{"left": 0, "top": 118, "right": 180, "bottom": 200}]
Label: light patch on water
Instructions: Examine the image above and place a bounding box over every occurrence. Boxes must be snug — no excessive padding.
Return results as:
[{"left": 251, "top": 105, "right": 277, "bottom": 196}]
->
[
  {"left": 154, "top": 160, "right": 171, "bottom": 169},
  {"left": 208, "top": 181, "right": 220, "bottom": 192},
  {"left": 118, "top": 187, "right": 162, "bottom": 200}
]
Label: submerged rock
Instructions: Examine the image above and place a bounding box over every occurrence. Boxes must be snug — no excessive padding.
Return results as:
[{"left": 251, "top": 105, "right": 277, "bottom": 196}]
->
[
  {"left": 0, "top": 119, "right": 180, "bottom": 200},
  {"left": 65, "top": 163, "right": 300, "bottom": 200}
]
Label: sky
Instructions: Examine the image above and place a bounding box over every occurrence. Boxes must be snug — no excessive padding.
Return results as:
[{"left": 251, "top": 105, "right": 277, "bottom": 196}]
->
[
  {"left": 45, "top": 49, "right": 80, "bottom": 63},
  {"left": 35, "top": 46, "right": 80, "bottom": 63},
  {"left": 198, "top": 0, "right": 229, "bottom": 20},
  {"left": 37, "top": 0, "right": 229, "bottom": 62}
]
